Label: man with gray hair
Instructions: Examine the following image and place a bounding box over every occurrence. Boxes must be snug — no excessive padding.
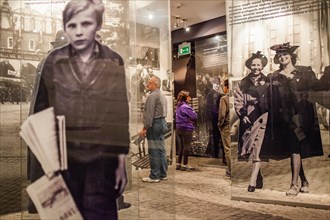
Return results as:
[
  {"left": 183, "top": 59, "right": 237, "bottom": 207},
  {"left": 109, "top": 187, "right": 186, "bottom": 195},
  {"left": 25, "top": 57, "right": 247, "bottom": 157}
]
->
[{"left": 140, "top": 76, "right": 168, "bottom": 183}]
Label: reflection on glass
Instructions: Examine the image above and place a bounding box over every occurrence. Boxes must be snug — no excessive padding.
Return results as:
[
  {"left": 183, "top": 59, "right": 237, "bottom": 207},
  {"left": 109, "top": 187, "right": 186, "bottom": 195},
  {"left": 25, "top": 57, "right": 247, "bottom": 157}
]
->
[
  {"left": 0, "top": 0, "right": 173, "bottom": 218},
  {"left": 189, "top": 34, "right": 228, "bottom": 159},
  {"left": 228, "top": 0, "right": 329, "bottom": 208}
]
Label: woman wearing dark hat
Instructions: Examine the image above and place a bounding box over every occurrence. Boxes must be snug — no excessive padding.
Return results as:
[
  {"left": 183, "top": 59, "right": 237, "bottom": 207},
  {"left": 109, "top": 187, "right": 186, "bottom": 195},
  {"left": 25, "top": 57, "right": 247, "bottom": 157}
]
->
[
  {"left": 268, "top": 42, "right": 323, "bottom": 196},
  {"left": 234, "top": 51, "right": 269, "bottom": 192}
]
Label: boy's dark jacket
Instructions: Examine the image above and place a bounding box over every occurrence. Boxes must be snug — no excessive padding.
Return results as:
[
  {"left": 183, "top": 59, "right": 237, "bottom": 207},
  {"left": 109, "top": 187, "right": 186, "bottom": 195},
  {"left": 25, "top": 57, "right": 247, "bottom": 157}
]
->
[{"left": 33, "top": 41, "right": 130, "bottom": 155}]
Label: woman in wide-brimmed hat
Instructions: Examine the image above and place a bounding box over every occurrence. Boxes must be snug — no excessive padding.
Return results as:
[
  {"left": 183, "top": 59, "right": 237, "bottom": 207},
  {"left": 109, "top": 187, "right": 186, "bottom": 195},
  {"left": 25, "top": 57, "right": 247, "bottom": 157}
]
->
[
  {"left": 268, "top": 42, "right": 323, "bottom": 196},
  {"left": 234, "top": 51, "right": 269, "bottom": 192}
]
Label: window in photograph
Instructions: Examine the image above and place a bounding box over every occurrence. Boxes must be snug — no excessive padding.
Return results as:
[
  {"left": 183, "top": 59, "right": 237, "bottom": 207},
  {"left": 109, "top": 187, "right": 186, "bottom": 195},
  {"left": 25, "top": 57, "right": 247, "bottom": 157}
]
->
[
  {"left": 20, "top": 16, "right": 24, "bottom": 29},
  {"left": 45, "top": 20, "right": 52, "bottom": 34},
  {"left": 293, "top": 23, "right": 300, "bottom": 34},
  {"left": 249, "top": 34, "right": 255, "bottom": 43},
  {"left": 270, "top": 28, "right": 277, "bottom": 46},
  {"left": 24, "top": 17, "right": 30, "bottom": 31},
  {"left": 293, "top": 33, "right": 300, "bottom": 44},
  {"left": 8, "top": 37, "right": 13, "bottom": 48},
  {"left": 30, "top": 17, "right": 35, "bottom": 30},
  {"left": 29, "top": 40, "right": 35, "bottom": 50},
  {"left": 35, "top": 19, "right": 41, "bottom": 31}
]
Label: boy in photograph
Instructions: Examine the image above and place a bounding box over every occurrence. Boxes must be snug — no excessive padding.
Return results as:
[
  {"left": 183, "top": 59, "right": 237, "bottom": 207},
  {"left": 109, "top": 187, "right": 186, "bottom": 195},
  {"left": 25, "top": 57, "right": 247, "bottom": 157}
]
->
[{"left": 30, "top": 0, "right": 130, "bottom": 219}]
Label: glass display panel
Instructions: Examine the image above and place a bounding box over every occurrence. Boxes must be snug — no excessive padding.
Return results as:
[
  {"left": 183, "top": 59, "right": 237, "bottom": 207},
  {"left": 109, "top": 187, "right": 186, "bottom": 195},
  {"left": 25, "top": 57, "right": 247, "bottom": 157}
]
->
[
  {"left": 227, "top": 0, "right": 330, "bottom": 208},
  {"left": 128, "top": 0, "right": 174, "bottom": 219},
  {"left": 0, "top": 0, "right": 172, "bottom": 218},
  {"left": 191, "top": 35, "right": 228, "bottom": 162}
]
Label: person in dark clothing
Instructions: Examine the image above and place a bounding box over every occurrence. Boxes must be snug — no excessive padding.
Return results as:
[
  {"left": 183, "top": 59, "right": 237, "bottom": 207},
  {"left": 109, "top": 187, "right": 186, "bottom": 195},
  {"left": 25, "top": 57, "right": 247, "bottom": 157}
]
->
[
  {"left": 205, "top": 77, "right": 224, "bottom": 160},
  {"left": 29, "top": 1, "right": 130, "bottom": 219},
  {"left": 269, "top": 42, "right": 323, "bottom": 196},
  {"left": 218, "top": 79, "right": 231, "bottom": 177}
]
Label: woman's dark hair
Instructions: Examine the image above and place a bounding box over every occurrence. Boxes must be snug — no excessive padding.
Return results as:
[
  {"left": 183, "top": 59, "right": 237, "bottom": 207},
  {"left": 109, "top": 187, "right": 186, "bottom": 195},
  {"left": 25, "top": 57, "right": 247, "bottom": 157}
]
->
[
  {"left": 177, "top": 90, "right": 189, "bottom": 102},
  {"left": 224, "top": 79, "right": 229, "bottom": 88}
]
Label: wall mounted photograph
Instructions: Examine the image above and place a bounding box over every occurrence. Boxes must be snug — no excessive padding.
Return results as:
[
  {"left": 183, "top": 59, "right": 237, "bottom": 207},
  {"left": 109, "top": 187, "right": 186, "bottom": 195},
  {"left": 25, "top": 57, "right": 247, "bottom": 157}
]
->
[{"left": 226, "top": 0, "right": 330, "bottom": 209}]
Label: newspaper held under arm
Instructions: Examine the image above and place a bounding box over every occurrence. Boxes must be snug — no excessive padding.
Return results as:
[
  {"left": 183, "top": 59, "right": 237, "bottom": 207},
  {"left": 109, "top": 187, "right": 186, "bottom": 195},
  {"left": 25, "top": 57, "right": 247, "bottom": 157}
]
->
[
  {"left": 20, "top": 107, "right": 81, "bottom": 220},
  {"left": 20, "top": 107, "right": 67, "bottom": 175}
]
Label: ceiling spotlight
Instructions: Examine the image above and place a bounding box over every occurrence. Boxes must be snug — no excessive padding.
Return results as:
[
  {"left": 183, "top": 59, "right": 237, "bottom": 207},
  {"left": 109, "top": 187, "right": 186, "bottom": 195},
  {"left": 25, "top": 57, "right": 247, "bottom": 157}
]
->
[
  {"left": 175, "top": 3, "right": 182, "bottom": 8},
  {"left": 173, "top": 17, "right": 181, "bottom": 29},
  {"left": 173, "top": 17, "right": 190, "bottom": 30},
  {"left": 183, "top": 19, "right": 187, "bottom": 28},
  {"left": 147, "top": 9, "right": 153, "bottom": 20},
  {"left": 182, "top": 19, "right": 190, "bottom": 31}
]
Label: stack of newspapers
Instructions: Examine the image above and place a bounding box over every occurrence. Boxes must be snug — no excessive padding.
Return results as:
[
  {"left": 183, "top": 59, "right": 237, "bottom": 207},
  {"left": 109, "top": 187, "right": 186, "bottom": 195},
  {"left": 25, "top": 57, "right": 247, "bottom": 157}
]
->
[{"left": 20, "top": 107, "right": 83, "bottom": 220}]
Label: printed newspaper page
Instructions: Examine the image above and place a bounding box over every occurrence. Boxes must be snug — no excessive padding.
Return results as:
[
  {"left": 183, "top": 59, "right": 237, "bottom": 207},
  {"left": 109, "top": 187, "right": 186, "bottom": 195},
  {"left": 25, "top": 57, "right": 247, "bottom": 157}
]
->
[{"left": 26, "top": 174, "right": 83, "bottom": 220}]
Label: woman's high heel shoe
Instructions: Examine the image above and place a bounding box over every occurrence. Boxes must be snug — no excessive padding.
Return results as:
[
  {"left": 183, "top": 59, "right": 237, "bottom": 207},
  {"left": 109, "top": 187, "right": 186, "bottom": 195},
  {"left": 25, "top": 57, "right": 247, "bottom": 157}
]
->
[
  {"left": 286, "top": 184, "right": 299, "bottom": 196},
  {"left": 300, "top": 181, "right": 309, "bottom": 193},
  {"left": 256, "top": 172, "right": 263, "bottom": 189},
  {"left": 247, "top": 185, "right": 256, "bottom": 192}
]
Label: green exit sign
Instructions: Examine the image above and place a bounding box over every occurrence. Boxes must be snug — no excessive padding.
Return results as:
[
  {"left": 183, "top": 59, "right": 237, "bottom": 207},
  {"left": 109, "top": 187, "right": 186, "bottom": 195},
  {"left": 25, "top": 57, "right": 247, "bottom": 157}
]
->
[
  {"left": 178, "top": 42, "right": 191, "bottom": 56},
  {"left": 180, "top": 46, "right": 190, "bottom": 55}
]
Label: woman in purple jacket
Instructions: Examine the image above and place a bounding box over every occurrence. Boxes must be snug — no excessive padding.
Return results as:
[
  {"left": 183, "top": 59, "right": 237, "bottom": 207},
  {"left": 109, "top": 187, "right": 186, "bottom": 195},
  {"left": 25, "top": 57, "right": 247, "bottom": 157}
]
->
[{"left": 175, "top": 90, "right": 198, "bottom": 171}]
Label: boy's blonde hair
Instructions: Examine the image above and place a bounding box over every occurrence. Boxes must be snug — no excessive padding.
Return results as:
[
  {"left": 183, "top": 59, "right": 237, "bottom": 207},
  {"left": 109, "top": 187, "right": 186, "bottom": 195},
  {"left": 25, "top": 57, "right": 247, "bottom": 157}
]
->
[{"left": 62, "top": 0, "right": 105, "bottom": 30}]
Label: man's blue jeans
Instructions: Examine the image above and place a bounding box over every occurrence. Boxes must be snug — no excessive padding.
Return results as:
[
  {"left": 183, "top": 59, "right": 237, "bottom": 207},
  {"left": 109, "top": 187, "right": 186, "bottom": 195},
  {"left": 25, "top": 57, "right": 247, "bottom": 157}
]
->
[{"left": 147, "top": 118, "right": 168, "bottom": 179}]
